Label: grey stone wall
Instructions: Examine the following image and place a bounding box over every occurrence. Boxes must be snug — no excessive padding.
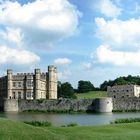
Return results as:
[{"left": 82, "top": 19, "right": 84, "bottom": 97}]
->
[
  {"left": 3, "top": 98, "right": 112, "bottom": 113},
  {"left": 18, "top": 99, "right": 95, "bottom": 112},
  {"left": 113, "top": 97, "right": 140, "bottom": 111}
]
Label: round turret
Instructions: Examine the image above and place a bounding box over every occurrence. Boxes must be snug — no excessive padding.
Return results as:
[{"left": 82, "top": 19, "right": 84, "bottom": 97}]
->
[{"left": 94, "top": 98, "right": 113, "bottom": 113}]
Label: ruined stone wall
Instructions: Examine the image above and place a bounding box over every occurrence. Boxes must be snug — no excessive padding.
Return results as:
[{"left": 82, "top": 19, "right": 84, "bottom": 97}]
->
[{"left": 113, "top": 97, "right": 140, "bottom": 111}]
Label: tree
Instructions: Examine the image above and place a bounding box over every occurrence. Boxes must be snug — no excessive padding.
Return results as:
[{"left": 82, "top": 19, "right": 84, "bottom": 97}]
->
[
  {"left": 100, "top": 81, "right": 109, "bottom": 91},
  {"left": 100, "top": 75, "right": 140, "bottom": 91},
  {"left": 114, "top": 77, "right": 128, "bottom": 85},
  {"left": 57, "top": 81, "right": 62, "bottom": 98},
  {"left": 58, "top": 82, "right": 76, "bottom": 98},
  {"left": 77, "top": 80, "right": 95, "bottom": 93}
]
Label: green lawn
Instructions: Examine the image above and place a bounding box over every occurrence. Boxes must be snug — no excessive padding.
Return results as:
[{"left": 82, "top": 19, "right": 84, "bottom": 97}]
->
[
  {"left": 76, "top": 91, "right": 107, "bottom": 99},
  {"left": 0, "top": 119, "right": 140, "bottom": 140}
]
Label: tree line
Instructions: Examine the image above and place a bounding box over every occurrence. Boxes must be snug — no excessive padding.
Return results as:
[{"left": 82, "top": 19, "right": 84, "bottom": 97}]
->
[
  {"left": 100, "top": 75, "right": 140, "bottom": 91},
  {"left": 58, "top": 80, "right": 99, "bottom": 99},
  {"left": 58, "top": 75, "right": 140, "bottom": 98}
]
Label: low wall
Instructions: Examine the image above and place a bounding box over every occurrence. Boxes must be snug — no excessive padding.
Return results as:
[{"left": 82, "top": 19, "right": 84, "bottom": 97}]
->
[
  {"left": 3, "top": 98, "right": 113, "bottom": 113},
  {"left": 4, "top": 99, "right": 18, "bottom": 112},
  {"left": 113, "top": 97, "right": 140, "bottom": 111}
]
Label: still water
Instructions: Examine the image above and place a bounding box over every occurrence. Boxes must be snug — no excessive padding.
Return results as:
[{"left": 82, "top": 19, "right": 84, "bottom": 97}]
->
[{"left": 0, "top": 112, "right": 139, "bottom": 126}]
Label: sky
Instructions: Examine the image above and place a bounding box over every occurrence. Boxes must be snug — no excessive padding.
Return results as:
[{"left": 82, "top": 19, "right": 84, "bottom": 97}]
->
[{"left": 0, "top": 0, "right": 140, "bottom": 88}]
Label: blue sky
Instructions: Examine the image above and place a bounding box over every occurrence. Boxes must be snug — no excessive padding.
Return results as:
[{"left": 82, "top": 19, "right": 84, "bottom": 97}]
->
[{"left": 1, "top": 0, "right": 140, "bottom": 88}]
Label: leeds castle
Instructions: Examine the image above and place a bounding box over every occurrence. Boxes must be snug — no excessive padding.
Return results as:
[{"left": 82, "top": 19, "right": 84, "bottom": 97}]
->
[{"left": 0, "top": 65, "right": 57, "bottom": 100}]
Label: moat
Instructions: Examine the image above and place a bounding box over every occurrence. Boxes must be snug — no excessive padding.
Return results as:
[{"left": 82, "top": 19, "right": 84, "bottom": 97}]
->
[{"left": 0, "top": 112, "right": 139, "bottom": 126}]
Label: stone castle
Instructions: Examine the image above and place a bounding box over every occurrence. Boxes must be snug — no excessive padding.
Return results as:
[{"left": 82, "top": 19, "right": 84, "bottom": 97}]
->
[
  {"left": 0, "top": 65, "right": 57, "bottom": 100},
  {"left": 107, "top": 85, "right": 140, "bottom": 98}
]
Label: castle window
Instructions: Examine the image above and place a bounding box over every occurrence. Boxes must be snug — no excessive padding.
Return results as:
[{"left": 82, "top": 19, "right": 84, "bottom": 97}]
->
[
  {"left": 13, "top": 92, "right": 15, "bottom": 99},
  {"left": 18, "top": 82, "right": 22, "bottom": 87},
  {"left": 122, "top": 96, "right": 124, "bottom": 98},
  {"left": 26, "top": 92, "right": 31, "bottom": 98},
  {"left": 26, "top": 92, "right": 33, "bottom": 99},
  {"left": 26, "top": 80, "right": 33, "bottom": 87},
  {"left": 18, "top": 92, "right": 21, "bottom": 99},
  {"left": 114, "top": 95, "right": 116, "bottom": 98},
  {"left": 13, "top": 82, "right": 16, "bottom": 87}
]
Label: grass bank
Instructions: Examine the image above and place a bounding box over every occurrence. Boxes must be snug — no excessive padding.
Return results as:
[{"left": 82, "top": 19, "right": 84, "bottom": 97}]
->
[
  {"left": 76, "top": 91, "right": 107, "bottom": 99},
  {"left": 0, "top": 119, "right": 140, "bottom": 140}
]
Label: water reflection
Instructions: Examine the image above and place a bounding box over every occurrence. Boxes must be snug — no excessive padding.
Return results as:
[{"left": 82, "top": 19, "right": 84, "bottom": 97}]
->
[{"left": 0, "top": 112, "right": 139, "bottom": 126}]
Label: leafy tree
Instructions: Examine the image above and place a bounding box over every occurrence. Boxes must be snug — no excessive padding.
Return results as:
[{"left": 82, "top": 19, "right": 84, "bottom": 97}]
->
[
  {"left": 58, "top": 82, "right": 76, "bottom": 99},
  {"left": 100, "top": 81, "right": 109, "bottom": 91},
  {"left": 114, "top": 77, "right": 128, "bottom": 85},
  {"left": 100, "top": 75, "right": 140, "bottom": 91},
  {"left": 77, "top": 80, "right": 95, "bottom": 93},
  {"left": 57, "top": 81, "right": 62, "bottom": 98}
]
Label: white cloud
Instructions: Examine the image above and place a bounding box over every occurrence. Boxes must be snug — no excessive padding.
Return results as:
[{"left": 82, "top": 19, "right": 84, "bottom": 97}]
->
[
  {"left": 0, "top": 0, "right": 80, "bottom": 66},
  {"left": 0, "top": 27, "right": 23, "bottom": 46},
  {"left": 0, "top": 0, "right": 81, "bottom": 47},
  {"left": 83, "top": 62, "right": 92, "bottom": 70},
  {"left": 0, "top": 45, "right": 40, "bottom": 65},
  {"left": 54, "top": 58, "right": 72, "bottom": 65},
  {"left": 96, "top": 45, "right": 140, "bottom": 67},
  {"left": 58, "top": 70, "right": 71, "bottom": 80},
  {"left": 95, "top": 17, "right": 140, "bottom": 48},
  {"left": 96, "top": 0, "right": 122, "bottom": 18}
]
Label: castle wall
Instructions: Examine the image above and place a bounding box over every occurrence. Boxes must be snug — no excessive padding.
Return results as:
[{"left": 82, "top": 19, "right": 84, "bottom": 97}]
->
[
  {"left": 107, "top": 85, "right": 139, "bottom": 98},
  {"left": 94, "top": 98, "right": 113, "bottom": 113},
  {"left": 0, "top": 66, "right": 57, "bottom": 100},
  {"left": 3, "top": 98, "right": 113, "bottom": 113},
  {"left": 134, "top": 85, "right": 140, "bottom": 97},
  {"left": 2, "top": 97, "right": 140, "bottom": 112},
  {"left": 4, "top": 99, "right": 19, "bottom": 112},
  {"left": 48, "top": 66, "right": 57, "bottom": 99},
  {"left": 113, "top": 97, "right": 140, "bottom": 111},
  {"left": 7, "top": 69, "right": 13, "bottom": 99}
]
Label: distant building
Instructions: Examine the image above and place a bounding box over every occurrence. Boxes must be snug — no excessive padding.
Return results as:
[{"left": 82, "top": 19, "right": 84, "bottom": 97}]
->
[
  {"left": 0, "top": 65, "right": 57, "bottom": 100},
  {"left": 107, "top": 85, "right": 140, "bottom": 98}
]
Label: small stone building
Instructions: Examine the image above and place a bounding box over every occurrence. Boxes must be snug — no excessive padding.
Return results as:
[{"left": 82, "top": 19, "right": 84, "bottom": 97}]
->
[
  {"left": 0, "top": 65, "right": 57, "bottom": 100},
  {"left": 107, "top": 85, "right": 140, "bottom": 98}
]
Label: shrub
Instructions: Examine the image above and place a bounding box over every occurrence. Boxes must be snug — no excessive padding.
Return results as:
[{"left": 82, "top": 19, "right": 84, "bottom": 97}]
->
[
  {"left": 111, "top": 118, "right": 140, "bottom": 124},
  {"left": 67, "top": 123, "right": 78, "bottom": 127},
  {"left": 23, "top": 121, "right": 51, "bottom": 127},
  {"left": 61, "top": 122, "right": 78, "bottom": 127}
]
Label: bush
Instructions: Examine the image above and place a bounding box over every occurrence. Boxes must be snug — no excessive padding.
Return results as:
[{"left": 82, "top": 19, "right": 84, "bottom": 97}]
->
[
  {"left": 111, "top": 118, "right": 140, "bottom": 124},
  {"left": 23, "top": 121, "right": 51, "bottom": 127},
  {"left": 67, "top": 123, "right": 78, "bottom": 127},
  {"left": 61, "top": 122, "right": 78, "bottom": 127},
  {"left": 37, "top": 99, "right": 45, "bottom": 103}
]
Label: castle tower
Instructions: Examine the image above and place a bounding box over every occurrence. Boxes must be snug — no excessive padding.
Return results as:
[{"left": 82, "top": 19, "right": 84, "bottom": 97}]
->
[
  {"left": 35, "top": 69, "right": 41, "bottom": 99},
  {"left": 48, "top": 66, "right": 57, "bottom": 99},
  {"left": 7, "top": 69, "right": 13, "bottom": 99}
]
